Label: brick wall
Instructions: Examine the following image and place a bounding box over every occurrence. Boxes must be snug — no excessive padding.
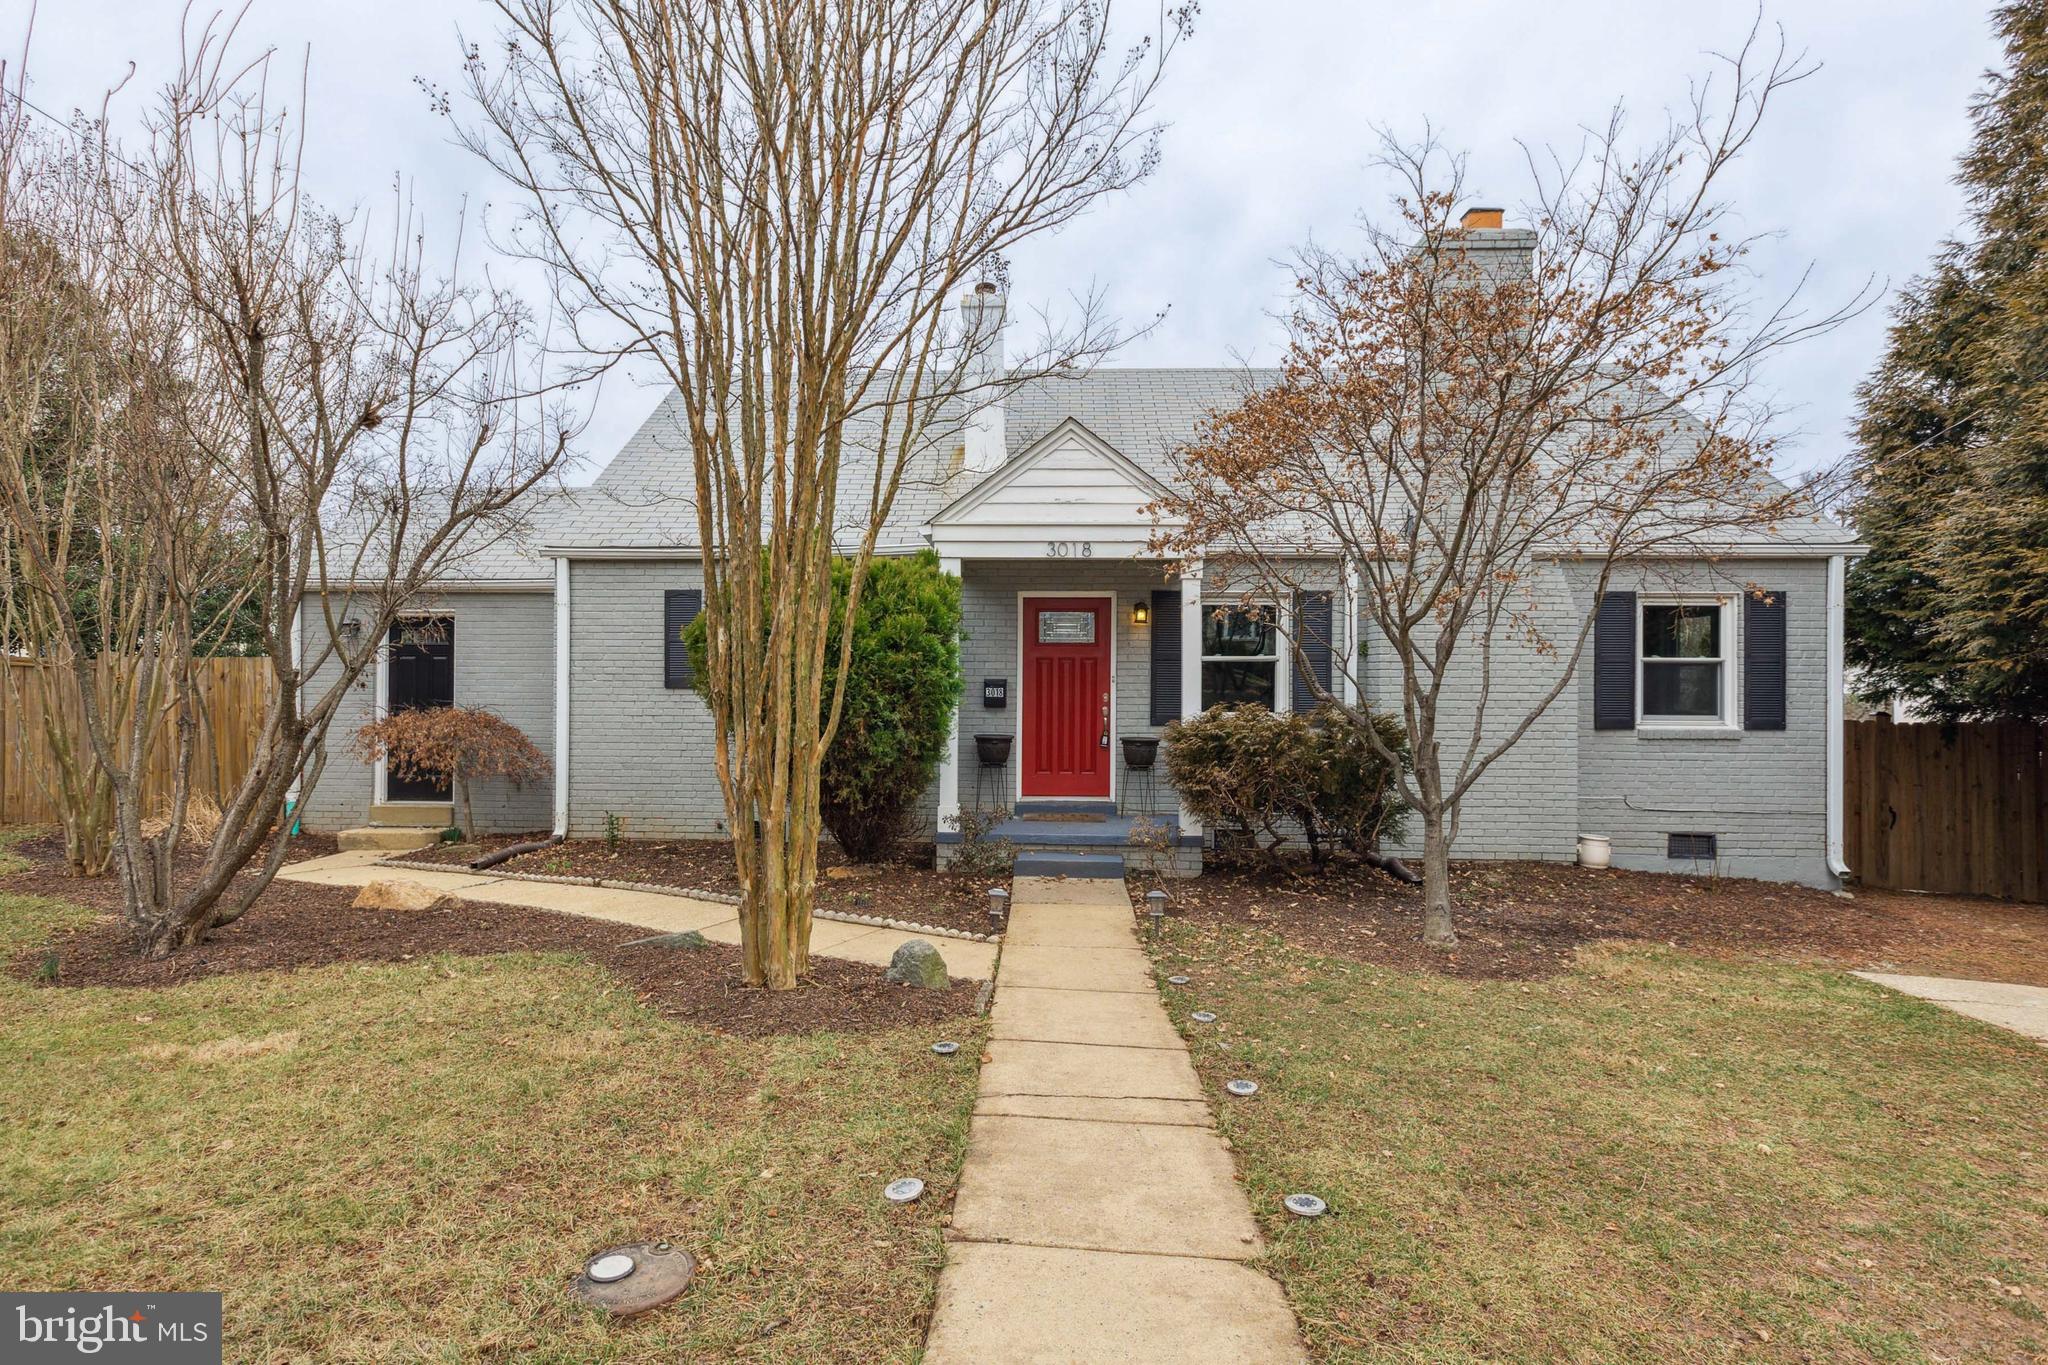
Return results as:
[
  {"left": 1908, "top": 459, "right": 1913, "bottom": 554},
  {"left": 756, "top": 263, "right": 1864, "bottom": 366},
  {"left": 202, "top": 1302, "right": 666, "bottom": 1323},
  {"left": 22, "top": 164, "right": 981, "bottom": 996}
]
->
[
  {"left": 1363, "top": 560, "right": 1581, "bottom": 864},
  {"left": 1566, "top": 558, "right": 1832, "bottom": 886},
  {"left": 564, "top": 560, "right": 728, "bottom": 838}
]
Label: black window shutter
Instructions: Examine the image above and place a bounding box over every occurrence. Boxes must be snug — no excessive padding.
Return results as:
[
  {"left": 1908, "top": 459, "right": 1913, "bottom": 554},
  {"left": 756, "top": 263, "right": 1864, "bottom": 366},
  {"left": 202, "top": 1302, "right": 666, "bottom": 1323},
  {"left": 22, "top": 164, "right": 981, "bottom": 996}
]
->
[
  {"left": 1743, "top": 589, "right": 1787, "bottom": 731},
  {"left": 1149, "top": 589, "right": 1181, "bottom": 724},
  {"left": 664, "top": 589, "right": 702, "bottom": 689},
  {"left": 1291, "top": 590, "right": 1334, "bottom": 713},
  {"left": 1593, "top": 589, "right": 1636, "bottom": 730}
]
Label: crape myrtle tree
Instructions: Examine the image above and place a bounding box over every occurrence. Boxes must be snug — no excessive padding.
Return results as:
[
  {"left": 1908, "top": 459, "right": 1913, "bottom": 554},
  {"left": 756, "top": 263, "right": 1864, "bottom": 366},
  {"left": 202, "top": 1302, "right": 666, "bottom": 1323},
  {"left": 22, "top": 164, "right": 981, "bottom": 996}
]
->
[
  {"left": 1152, "top": 25, "right": 1861, "bottom": 947},
  {"left": 0, "top": 18, "right": 575, "bottom": 957},
  {"left": 685, "top": 549, "right": 963, "bottom": 864},
  {"left": 1847, "top": 0, "right": 2048, "bottom": 721},
  {"left": 459, "top": 0, "right": 1193, "bottom": 988}
]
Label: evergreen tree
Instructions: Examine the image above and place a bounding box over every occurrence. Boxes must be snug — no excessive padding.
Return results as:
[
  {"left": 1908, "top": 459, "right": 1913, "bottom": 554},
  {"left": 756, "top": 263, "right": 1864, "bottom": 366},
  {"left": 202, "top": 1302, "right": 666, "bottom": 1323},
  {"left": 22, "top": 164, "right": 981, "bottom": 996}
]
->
[{"left": 1848, "top": 0, "right": 2048, "bottom": 720}]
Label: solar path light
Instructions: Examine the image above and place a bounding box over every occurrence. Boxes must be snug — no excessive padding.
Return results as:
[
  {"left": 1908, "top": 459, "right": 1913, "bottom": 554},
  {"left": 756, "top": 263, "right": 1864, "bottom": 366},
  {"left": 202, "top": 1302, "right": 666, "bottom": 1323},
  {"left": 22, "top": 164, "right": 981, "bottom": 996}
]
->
[{"left": 1144, "top": 888, "right": 1168, "bottom": 943}]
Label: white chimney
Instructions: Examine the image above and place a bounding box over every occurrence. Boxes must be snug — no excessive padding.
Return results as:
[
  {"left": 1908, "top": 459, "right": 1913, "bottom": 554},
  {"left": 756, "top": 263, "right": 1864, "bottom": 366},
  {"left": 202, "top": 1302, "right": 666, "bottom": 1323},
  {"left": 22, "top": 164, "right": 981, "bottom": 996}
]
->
[{"left": 960, "top": 281, "right": 1006, "bottom": 476}]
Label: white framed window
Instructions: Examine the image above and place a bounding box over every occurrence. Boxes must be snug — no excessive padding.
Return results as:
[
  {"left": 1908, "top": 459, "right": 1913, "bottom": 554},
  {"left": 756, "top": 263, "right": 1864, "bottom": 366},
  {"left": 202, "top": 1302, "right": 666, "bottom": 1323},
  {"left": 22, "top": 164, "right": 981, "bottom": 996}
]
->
[
  {"left": 1638, "top": 598, "right": 1733, "bottom": 726},
  {"left": 1200, "top": 602, "right": 1283, "bottom": 710}
]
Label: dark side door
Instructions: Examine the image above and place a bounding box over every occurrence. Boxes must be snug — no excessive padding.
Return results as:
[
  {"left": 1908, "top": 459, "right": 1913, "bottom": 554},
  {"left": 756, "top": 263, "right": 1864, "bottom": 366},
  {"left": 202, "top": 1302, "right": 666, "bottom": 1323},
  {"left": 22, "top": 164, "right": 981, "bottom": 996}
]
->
[{"left": 386, "top": 617, "right": 454, "bottom": 801}]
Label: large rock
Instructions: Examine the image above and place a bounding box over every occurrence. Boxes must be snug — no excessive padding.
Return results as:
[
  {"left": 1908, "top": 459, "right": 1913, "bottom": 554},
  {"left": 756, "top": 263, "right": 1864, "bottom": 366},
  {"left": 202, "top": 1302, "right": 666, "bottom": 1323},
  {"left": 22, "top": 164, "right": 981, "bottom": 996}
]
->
[
  {"left": 352, "top": 879, "right": 450, "bottom": 912},
  {"left": 883, "top": 939, "right": 950, "bottom": 989}
]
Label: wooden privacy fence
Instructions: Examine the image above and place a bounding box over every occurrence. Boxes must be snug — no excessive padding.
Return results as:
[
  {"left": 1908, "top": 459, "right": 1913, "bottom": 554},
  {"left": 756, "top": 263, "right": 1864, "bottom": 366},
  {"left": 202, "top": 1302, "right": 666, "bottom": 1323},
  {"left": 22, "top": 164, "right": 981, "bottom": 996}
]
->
[
  {"left": 1846, "top": 719, "right": 2048, "bottom": 903},
  {"left": 0, "top": 658, "right": 272, "bottom": 826}
]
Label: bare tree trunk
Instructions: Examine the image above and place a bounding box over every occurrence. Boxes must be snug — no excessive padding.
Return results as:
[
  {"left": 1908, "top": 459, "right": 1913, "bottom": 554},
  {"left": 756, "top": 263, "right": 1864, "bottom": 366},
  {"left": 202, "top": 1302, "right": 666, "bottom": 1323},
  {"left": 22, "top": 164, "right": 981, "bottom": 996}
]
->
[{"left": 1420, "top": 810, "right": 1457, "bottom": 948}]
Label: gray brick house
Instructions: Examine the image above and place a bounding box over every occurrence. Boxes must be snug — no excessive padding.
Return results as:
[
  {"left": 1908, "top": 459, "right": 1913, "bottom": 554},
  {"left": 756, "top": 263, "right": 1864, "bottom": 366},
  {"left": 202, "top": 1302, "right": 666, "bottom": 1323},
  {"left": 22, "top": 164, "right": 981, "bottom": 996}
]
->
[{"left": 296, "top": 227, "right": 1864, "bottom": 888}]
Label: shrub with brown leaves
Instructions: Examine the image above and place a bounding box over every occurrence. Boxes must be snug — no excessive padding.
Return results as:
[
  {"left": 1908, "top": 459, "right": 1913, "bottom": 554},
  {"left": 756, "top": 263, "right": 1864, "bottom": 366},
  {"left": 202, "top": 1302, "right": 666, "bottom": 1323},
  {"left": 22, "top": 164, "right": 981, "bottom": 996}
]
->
[{"left": 355, "top": 707, "right": 549, "bottom": 839}]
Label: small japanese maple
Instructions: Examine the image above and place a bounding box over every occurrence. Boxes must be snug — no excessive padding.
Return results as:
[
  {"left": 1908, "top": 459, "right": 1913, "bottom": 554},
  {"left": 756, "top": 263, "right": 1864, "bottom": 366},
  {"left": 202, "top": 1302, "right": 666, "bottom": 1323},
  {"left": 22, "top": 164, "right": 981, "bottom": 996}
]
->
[{"left": 356, "top": 706, "right": 549, "bottom": 841}]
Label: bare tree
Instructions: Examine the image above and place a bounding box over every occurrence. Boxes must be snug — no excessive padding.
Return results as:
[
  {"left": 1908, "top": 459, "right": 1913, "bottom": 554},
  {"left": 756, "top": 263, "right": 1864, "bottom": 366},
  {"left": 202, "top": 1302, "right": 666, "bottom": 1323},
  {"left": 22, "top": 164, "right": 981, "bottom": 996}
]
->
[
  {"left": 458, "top": 0, "right": 1192, "bottom": 987},
  {"left": 1154, "top": 26, "right": 1863, "bottom": 947},
  {"left": 0, "top": 15, "right": 575, "bottom": 956}
]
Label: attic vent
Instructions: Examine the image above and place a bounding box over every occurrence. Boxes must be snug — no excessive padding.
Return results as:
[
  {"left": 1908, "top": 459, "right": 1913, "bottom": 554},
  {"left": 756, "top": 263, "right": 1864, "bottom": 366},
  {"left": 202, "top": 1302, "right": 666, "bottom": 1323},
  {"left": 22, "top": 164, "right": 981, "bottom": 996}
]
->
[{"left": 1666, "top": 832, "right": 1717, "bottom": 861}]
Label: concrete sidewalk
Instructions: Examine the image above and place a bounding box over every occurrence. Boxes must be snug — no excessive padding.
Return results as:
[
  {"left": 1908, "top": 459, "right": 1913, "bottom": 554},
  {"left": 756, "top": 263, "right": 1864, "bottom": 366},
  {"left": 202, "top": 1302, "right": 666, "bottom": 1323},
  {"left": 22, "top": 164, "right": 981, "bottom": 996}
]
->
[
  {"left": 1856, "top": 972, "right": 2048, "bottom": 1044},
  {"left": 924, "top": 876, "right": 1304, "bottom": 1364},
  {"left": 276, "top": 849, "right": 999, "bottom": 980}
]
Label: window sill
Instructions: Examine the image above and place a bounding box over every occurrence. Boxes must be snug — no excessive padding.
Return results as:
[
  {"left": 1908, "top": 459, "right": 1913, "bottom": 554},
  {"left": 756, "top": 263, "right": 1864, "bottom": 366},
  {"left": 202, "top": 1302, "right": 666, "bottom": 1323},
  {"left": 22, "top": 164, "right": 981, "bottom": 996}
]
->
[{"left": 1635, "top": 724, "right": 1743, "bottom": 740}]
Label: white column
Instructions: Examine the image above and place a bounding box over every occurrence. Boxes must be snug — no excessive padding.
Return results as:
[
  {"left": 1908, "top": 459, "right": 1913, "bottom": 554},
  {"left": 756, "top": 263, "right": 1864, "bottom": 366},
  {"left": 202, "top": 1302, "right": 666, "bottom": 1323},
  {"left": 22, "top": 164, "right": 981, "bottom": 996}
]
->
[
  {"left": 1339, "top": 560, "right": 1360, "bottom": 706},
  {"left": 937, "top": 555, "right": 964, "bottom": 835},
  {"left": 553, "top": 555, "right": 572, "bottom": 838},
  {"left": 1825, "top": 553, "right": 1849, "bottom": 882},
  {"left": 285, "top": 598, "right": 305, "bottom": 814},
  {"left": 1178, "top": 559, "right": 1203, "bottom": 840}
]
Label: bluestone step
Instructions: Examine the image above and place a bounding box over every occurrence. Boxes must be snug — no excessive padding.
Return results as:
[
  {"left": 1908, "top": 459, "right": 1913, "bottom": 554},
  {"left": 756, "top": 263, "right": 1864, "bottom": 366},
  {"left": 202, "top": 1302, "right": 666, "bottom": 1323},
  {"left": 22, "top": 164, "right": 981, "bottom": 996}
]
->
[{"left": 1012, "top": 851, "right": 1125, "bottom": 879}]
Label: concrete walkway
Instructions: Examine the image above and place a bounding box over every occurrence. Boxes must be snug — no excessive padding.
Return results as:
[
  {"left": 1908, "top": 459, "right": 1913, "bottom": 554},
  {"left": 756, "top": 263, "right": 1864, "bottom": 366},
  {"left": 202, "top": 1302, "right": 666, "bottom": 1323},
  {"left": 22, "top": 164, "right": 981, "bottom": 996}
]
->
[
  {"left": 1856, "top": 972, "right": 2048, "bottom": 1044},
  {"left": 924, "top": 876, "right": 1304, "bottom": 1364},
  {"left": 276, "top": 849, "right": 999, "bottom": 980}
]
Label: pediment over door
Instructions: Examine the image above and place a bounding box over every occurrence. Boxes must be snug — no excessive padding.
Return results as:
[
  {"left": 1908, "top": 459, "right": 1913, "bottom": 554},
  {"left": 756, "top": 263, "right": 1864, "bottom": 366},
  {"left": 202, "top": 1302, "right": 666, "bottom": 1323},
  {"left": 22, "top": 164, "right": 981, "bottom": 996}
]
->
[{"left": 929, "top": 418, "right": 1177, "bottom": 559}]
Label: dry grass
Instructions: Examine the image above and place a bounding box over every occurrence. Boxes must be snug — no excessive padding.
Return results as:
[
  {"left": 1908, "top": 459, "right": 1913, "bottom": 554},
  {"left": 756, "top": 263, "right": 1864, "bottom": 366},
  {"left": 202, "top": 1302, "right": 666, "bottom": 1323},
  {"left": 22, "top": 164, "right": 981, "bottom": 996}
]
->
[
  {"left": 0, "top": 884, "right": 983, "bottom": 1362},
  {"left": 1155, "top": 918, "right": 2048, "bottom": 1363}
]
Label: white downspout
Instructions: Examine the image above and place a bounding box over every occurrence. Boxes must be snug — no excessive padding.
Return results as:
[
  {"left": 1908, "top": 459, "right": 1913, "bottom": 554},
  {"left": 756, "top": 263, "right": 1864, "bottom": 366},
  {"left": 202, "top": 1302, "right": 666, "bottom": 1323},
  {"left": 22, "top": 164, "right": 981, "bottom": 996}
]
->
[
  {"left": 937, "top": 554, "right": 963, "bottom": 837},
  {"left": 1339, "top": 561, "right": 1360, "bottom": 706},
  {"left": 1178, "top": 560, "right": 1204, "bottom": 843},
  {"left": 553, "top": 556, "right": 571, "bottom": 838},
  {"left": 285, "top": 598, "right": 305, "bottom": 823},
  {"left": 1825, "top": 553, "right": 1850, "bottom": 883}
]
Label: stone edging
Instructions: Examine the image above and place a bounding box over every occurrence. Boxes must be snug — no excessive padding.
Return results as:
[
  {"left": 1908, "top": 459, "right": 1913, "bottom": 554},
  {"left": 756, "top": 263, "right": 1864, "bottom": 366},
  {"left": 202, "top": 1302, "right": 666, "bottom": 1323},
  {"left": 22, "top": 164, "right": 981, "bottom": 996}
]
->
[{"left": 372, "top": 855, "right": 1001, "bottom": 944}]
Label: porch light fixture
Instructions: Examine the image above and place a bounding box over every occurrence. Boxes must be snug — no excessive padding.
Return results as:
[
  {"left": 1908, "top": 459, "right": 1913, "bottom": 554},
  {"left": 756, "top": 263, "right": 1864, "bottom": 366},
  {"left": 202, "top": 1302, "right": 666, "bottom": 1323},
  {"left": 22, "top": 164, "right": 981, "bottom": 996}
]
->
[
  {"left": 986, "top": 886, "right": 1010, "bottom": 933},
  {"left": 1131, "top": 600, "right": 1151, "bottom": 625},
  {"left": 1145, "top": 888, "right": 1168, "bottom": 942},
  {"left": 338, "top": 617, "right": 363, "bottom": 645}
]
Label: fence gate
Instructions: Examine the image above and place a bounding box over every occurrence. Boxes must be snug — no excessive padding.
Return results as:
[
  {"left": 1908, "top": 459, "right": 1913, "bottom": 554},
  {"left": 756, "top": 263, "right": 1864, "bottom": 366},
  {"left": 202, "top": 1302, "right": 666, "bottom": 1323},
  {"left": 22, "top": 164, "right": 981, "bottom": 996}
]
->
[{"left": 1845, "top": 719, "right": 2047, "bottom": 903}]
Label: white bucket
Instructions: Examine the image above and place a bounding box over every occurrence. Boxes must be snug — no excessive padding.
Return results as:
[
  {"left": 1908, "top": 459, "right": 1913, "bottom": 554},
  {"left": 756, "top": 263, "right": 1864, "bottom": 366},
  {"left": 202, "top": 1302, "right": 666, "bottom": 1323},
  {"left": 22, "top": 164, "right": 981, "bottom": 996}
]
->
[{"left": 1576, "top": 835, "right": 1612, "bottom": 869}]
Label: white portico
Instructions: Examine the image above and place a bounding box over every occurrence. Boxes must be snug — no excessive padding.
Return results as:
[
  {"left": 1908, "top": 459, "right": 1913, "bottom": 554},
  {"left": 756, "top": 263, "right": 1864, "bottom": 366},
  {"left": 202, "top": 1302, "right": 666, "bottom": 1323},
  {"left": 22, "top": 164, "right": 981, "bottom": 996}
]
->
[{"left": 926, "top": 417, "right": 1209, "bottom": 871}]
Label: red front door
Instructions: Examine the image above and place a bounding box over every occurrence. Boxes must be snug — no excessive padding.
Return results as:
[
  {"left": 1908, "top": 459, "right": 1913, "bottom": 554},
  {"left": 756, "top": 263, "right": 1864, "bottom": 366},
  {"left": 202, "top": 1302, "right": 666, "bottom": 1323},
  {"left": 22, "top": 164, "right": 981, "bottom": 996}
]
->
[{"left": 1020, "top": 596, "right": 1112, "bottom": 800}]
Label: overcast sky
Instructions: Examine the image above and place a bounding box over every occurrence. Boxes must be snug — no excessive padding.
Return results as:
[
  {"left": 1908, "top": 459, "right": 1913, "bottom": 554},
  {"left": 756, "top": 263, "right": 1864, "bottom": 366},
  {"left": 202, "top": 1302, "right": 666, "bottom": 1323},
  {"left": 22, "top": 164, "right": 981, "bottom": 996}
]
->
[{"left": 7, "top": 1, "right": 2004, "bottom": 481}]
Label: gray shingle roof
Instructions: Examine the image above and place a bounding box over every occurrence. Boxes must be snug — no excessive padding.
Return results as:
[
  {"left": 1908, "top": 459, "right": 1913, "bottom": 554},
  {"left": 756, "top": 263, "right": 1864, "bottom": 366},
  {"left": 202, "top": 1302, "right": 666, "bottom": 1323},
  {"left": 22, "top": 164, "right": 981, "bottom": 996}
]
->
[{"left": 527, "top": 366, "right": 1857, "bottom": 559}]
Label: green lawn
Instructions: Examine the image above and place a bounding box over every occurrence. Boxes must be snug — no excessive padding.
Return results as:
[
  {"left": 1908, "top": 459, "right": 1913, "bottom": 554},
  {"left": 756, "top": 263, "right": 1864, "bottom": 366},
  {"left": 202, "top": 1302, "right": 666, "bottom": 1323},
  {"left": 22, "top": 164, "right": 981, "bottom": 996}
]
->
[
  {"left": 1156, "top": 919, "right": 2048, "bottom": 1363},
  {"left": 0, "top": 886, "right": 982, "bottom": 1362}
]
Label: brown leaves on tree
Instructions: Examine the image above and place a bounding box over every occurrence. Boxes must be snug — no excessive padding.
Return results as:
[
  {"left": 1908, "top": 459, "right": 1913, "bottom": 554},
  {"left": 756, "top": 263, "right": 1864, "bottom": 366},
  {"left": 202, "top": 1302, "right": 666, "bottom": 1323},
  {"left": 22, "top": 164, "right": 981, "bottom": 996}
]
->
[{"left": 356, "top": 706, "right": 549, "bottom": 839}]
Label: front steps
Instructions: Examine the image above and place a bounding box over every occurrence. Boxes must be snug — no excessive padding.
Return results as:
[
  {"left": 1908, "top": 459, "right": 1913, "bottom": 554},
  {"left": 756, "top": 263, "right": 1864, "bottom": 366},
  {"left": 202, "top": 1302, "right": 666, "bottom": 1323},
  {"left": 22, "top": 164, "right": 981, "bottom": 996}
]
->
[
  {"left": 368, "top": 801, "right": 452, "bottom": 827},
  {"left": 336, "top": 826, "right": 444, "bottom": 853},
  {"left": 938, "top": 805, "right": 1203, "bottom": 878},
  {"left": 1013, "top": 851, "right": 1127, "bottom": 879}
]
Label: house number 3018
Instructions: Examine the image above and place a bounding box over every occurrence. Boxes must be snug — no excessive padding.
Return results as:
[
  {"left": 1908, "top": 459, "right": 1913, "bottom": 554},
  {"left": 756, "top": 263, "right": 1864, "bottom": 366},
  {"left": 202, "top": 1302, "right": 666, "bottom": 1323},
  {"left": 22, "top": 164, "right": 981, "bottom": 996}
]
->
[{"left": 1045, "top": 540, "right": 1093, "bottom": 558}]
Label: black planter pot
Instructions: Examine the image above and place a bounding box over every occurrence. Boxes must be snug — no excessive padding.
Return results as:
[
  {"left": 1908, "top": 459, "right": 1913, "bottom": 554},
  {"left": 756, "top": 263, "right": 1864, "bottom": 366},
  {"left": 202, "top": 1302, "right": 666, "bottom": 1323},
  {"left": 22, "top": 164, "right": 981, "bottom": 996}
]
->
[
  {"left": 1120, "top": 736, "right": 1160, "bottom": 769},
  {"left": 974, "top": 733, "right": 1014, "bottom": 767}
]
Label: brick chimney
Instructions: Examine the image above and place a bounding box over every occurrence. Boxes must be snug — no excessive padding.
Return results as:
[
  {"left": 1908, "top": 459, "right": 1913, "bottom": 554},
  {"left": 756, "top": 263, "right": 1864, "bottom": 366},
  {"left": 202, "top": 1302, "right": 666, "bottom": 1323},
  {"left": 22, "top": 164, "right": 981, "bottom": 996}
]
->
[
  {"left": 1451, "top": 206, "right": 1535, "bottom": 281},
  {"left": 960, "top": 281, "right": 1006, "bottom": 476}
]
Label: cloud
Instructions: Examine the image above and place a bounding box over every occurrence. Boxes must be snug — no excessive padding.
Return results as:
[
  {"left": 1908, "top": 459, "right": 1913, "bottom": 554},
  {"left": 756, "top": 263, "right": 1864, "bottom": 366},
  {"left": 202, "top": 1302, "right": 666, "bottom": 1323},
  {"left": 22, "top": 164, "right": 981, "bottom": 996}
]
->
[{"left": 15, "top": 0, "right": 1999, "bottom": 474}]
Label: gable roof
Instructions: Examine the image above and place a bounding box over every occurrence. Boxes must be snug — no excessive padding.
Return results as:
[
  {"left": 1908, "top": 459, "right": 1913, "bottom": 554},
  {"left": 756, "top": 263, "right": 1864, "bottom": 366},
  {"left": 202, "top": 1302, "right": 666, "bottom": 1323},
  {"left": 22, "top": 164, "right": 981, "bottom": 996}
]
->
[
  {"left": 527, "top": 366, "right": 1860, "bottom": 559},
  {"left": 934, "top": 417, "right": 1170, "bottom": 523}
]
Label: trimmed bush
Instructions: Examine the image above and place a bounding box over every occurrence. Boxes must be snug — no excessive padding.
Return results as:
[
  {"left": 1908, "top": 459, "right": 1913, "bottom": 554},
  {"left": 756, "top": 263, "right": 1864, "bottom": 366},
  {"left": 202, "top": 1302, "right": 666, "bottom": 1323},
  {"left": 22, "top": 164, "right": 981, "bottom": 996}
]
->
[
  {"left": 688, "top": 549, "right": 961, "bottom": 862},
  {"left": 1163, "top": 702, "right": 1407, "bottom": 870}
]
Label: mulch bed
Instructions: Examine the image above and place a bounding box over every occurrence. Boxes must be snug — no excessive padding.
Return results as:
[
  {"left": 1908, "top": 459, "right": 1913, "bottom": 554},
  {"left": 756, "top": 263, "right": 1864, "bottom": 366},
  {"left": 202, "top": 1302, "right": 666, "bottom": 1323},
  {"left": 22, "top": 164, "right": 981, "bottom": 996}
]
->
[
  {"left": 6, "top": 840, "right": 981, "bottom": 1038},
  {"left": 1149, "top": 855, "right": 2048, "bottom": 984},
  {"left": 408, "top": 834, "right": 1003, "bottom": 937}
]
